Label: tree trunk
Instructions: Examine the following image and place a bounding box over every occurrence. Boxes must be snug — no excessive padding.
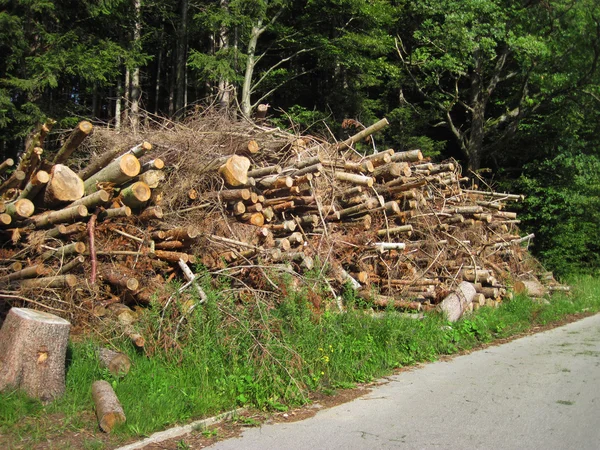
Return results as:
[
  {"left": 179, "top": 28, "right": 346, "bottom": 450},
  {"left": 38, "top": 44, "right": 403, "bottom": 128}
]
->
[
  {"left": 0, "top": 308, "right": 71, "bottom": 402},
  {"left": 115, "top": 76, "right": 123, "bottom": 130},
  {"left": 175, "top": 0, "right": 189, "bottom": 115},
  {"left": 217, "top": 0, "right": 231, "bottom": 109},
  {"left": 241, "top": 21, "right": 263, "bottom": 118},
  {"left": 130, "top": 0, "right": 142, "bottom": 132}
]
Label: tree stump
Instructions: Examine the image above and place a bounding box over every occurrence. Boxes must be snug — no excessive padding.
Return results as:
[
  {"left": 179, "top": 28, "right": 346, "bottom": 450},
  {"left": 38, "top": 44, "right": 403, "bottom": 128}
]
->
[
  {"left": 0, "top": 307, "right": 71, "bottom": 401},
  {"left": 92, "top": 380, "right": 126, "bottom": 432}
]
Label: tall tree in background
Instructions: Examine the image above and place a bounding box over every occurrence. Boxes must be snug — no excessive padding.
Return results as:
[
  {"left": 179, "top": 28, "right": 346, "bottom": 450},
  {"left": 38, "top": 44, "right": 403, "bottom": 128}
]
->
[
  {"left": 397, "top": 0, "right": 600, "bottom": 172},
  {"left": 0, "top": 0, "right": 126, "bottom": 154}
]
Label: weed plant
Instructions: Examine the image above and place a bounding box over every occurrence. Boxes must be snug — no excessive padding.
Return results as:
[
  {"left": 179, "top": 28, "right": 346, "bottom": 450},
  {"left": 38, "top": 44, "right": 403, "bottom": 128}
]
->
[{"left": 1, "top": 274, "right": 600, "bottom": 446}]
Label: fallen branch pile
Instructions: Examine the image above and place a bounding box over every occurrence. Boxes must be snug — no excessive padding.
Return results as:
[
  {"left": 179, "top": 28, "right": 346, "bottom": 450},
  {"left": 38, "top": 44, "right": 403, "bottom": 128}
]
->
[{"left": 0, "top": 113, "right": 558, "bottom": 337}]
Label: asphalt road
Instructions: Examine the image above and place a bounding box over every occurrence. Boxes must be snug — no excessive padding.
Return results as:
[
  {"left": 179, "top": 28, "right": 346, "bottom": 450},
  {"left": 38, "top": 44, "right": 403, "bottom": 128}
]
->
[{"left": 206, "top": 314, "right": 600, "bottom": 450}]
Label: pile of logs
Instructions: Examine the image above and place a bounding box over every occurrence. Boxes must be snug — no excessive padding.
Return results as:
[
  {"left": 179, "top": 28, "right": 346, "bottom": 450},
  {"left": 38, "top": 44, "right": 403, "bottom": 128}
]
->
[{"left": 0, "top": 116, "right": 557, "bottom": 335}]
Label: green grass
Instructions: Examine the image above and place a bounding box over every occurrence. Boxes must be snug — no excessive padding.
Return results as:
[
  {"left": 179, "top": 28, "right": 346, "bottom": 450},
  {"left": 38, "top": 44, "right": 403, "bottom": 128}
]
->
[{"left": 2, "top": 275, "right": 600, "bottom": 447}]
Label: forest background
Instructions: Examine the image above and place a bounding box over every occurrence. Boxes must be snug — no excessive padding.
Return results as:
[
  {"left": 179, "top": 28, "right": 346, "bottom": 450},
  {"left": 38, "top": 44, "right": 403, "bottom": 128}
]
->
[{"left": 1, "top": 0, "right": 599, "bottom": 277}]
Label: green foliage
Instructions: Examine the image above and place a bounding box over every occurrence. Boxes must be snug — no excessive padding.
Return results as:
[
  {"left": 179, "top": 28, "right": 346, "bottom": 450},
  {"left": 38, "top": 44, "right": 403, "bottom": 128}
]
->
[{"left": 515, "top": 151, "right": 600, "bottom": 276}]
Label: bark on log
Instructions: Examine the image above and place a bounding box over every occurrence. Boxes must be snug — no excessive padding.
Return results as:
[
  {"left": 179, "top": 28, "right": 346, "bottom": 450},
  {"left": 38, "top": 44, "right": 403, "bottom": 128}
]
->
[
  {"left": 439, "top": 281, "right": 477, "bottom": 322},
  {"left": 44, "top": 164, "right": 85, "bottom": 205},
  {"left": 53, "top": 121, "right": 93, "bottom": 164},
  {"left": 92, "top": 380, "right": 126, "bottom": 432},
  {"left": 98, "top": 348, "right": 131, "bottom": 377},
  {"left": 67, "top": 190, "right": 112, "bottom": 210},
  {"left": 31, "top": 205, "right": 88, "bottom": 229},
  {"left": 0, "top": 307, "right": 71, "bottom": 401},
  {"left": 84, "top": 154, "right": 141, "bottom": 195}
]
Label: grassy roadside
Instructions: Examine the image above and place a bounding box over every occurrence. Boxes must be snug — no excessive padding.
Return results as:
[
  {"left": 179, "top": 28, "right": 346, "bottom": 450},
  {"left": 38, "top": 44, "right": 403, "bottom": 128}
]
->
[{"left": 1, "top": 275, "right": 600, "bottom": 449}]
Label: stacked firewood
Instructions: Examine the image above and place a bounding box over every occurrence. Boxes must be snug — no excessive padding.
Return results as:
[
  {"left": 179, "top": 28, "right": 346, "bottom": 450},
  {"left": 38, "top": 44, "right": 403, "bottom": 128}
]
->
[{"left": 0, "top": 116, "right": 553, "bottom": 333}]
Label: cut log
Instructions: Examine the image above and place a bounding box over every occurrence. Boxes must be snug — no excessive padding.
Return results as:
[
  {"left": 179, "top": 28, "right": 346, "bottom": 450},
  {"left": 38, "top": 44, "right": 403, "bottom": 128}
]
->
[
  {"left": 98, "top": 348, "right": 131, "bottom": 377},
  {"left": 357, "top": 289, "right": 422, "bottom": 310},
  {"left": 5, "top": 199, "right": 35, "bottom": 219},
  {"left": 67, "top": 189, "right": 112, "bottom": 210},
  {"left": 137, "top": 170, "right": 164, "bottom": 189},
  {"left": 31, "top": 205, "right": 88, "bottom": 229},
  {"left": 44, "top": 164, "right": 85, "bottom": 205},
  {"left": 57, "top": 255, "right": 85, "bottom": 274},
  {"left": 137, "top": 206, "right": 163, "bottom": 221},
  {"left": 140, "top": 158, "right": 164, "bottom": 173},
  {"left": 119, "top": 181, "right": 151, "bottom": 209},
  {"left": 100, "top": 268, "right": 139, "bottom": 292},
  {"left": 334, "top": 172, "right": 374, "bottom": 187},
  {"left": 154, "top": 240, "right": 185, "bottom": 250},
  {"left": 390, "top": 149, "right": 423, "bottom": 163},
  {"left": 17, "top": 170, "right": 50, "bottom": 201},
  {"left": 52, "top": 121, "right": 93, "bottom": 164},
  {"left": 0, "top": 265, "right": 51, "bottom": 283},
  {"left": 218, "top": 155, "right": 251, "bottom": 187},
  {"left": 41, "top": 242, "right": 85, "bottom": 261},
  {"left": 98, "top": 206, "right": 131, "bottom": 220},
  {"left": 20, "top": 275, "right": 78, "bottom": 289},
  {"left": 439, "top": 281, "right": 477, "bottom": 322},
  {"left": 0, "top": 158, "right": 14, "bottom": 174},
  {"left": 92, "top": 380, "right": 126, "bottom": 433},
  {"left": 84, "top": 154, "right": 141, "bottom": 195},
  {"left": 514, "top": 279, "right": 547, "bottom": 298},
  {"left": 336, "top": 118, "right": 389, "bottom": 151},
  {"left": 0, "top": 170, "right": 26, "bottom": 192},
  {"left": 78, "top": 142, "right": 150, "bottom": 181},
  {"left": 0, "top": 307, "right": 71, "bottom": 401},
  {"left": 45, "top": 222, "right": 86, "bottom": 239},
  {"left": 161, "top": 226, "right": 200, "bottom": 241},
  {"left": 247, "top": 165, "right": 282, "bottom": 178}
]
